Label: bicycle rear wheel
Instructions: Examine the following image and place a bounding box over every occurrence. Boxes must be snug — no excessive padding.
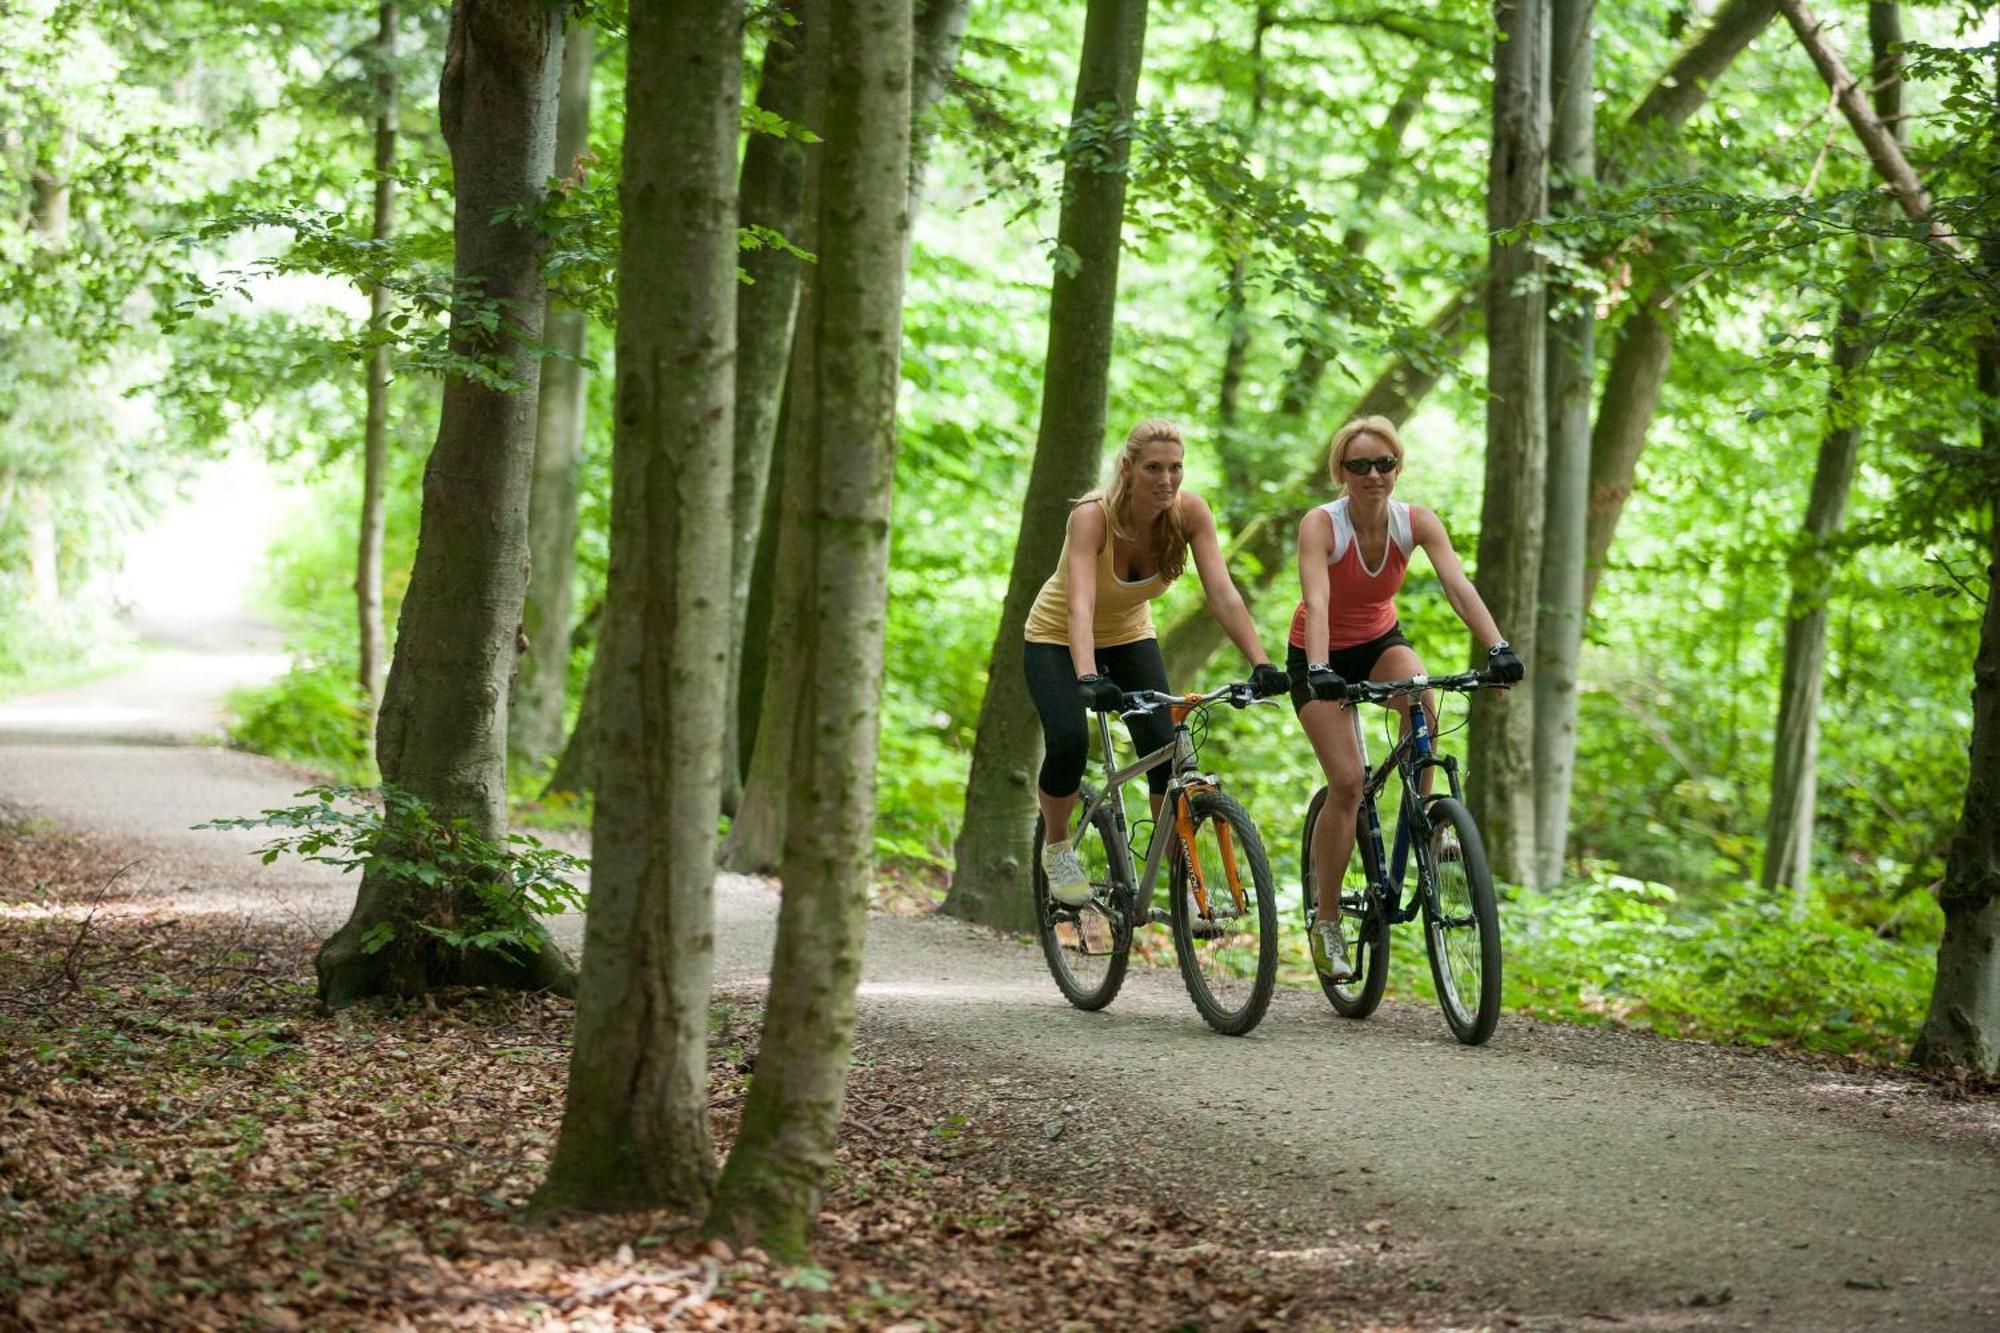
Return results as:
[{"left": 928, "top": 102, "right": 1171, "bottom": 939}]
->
[
  {"left": 1420, "top": 796, "right": 1501, "bottom": 1045},
  {"left": 1169, "top": 789, "right": 1277, "bottom": 1036},
  {"left": 1032, "top": 801, "right": 1131, "bottom": 1011},
  {"left": 1302, "top": 785, "right": 1389, "bottom": 1019}
]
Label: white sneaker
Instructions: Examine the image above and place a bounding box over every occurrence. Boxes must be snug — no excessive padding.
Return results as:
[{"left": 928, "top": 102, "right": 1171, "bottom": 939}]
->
[{"left": 1042, "top": 840, "right": 1092, "bottom": 907}]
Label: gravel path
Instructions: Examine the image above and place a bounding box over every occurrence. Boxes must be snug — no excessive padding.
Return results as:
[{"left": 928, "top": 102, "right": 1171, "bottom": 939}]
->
[{"left": 3, "top": 644, "right": 1996, "bottom": 1330}]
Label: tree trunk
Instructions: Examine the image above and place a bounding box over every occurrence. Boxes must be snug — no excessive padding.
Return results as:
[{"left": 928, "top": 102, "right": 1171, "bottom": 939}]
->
[
  {"left": 941, "top": 0, "right": 1149, "bottom": 932},
  {"left": 1762, "top": 299, "right": 1863, "bottom": 899},
  {"left": 509, "top": 20, "right": 595, "bottom": 771},
  {"left": 533, "top": 0, "right": 740, "bottom": 1215},
  {"left": 908, "top": 0, "right": 974, "bottom": 235},
  {"left": 1214, "top": 3, "right": 1272, "bottom": 506},
  {"left": 1763, "top": 7, "right": 1899, "bottom": 902},
  {"left": 725, "top": 0, "right": 966, "bottom": 822},
  {"left": 705, "top": 0, "right": 910, "bottom": 1257},
  {"left": 722, "top": 267, "right": 819, "bottom": 874},
  {"left": 1530, "top": 0, "right": 1593, "bottom": 890},
  {"left": 722, "top": 0, "right": 824, "bottom": 813},
  {"left": 540, "top": 614, "right": 601, "bottom": 798},
  {"left": 357, "top": 1, "right": 397, "bottom": 713},
  {"left": 1467, "top": 0, "right": 1549, "bottom": 886},
  {"left": 1155, "top": 0, "right": 1772, "bottom": 685},
  {"left": 735, "top": 407, "right": 787, "bottom": 781},
  {"left": 315, "top": 0, "right": 572, "bottom": 1008},
  {"left": 1582, "top": 302, "right": 1671, "bottom": 605},
  {"left": 1912, "top": 344, "right": 2000, "bottom": 1072}
]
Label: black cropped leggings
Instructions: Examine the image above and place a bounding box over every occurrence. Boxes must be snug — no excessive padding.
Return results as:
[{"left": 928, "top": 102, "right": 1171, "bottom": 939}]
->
[{"left": 1023, "top": 638, "right": 1173, "bottom": 799}]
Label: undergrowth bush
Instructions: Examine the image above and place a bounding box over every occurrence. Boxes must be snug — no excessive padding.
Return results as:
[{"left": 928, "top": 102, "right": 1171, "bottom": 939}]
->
[
  {"left": 225, "top": 660, "right": 373, "bottom": 783},
  {"left": 1502, "top": 867, "right": 1937, "bottom": 1063},
  {"left": 200, "top": 785, "right": 586, "bottom": 966}
]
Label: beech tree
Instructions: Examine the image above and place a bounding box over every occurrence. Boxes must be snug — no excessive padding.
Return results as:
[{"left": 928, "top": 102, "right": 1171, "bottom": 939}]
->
[
  {"left": 726, "top": 0, "right": 971, "bottom": 869},
  {"left": 1530, "top": 0, "right": 1591, "bottom": 890},
  {"left": 1467, "top": 0, "right": 1548, "bottom": 885},
  {"left": 510, "top": 19, "right": 595, "bottom": 771},
  {"left": 706, "top": 0, "right": 911, "bottom": 1257},
  {"left": 722, "top": 0, "right": 824, "bottom": 817},
  {"left": 943, "top": 0, "right": 1150, "bottom": 932},
  {"left": 356, "top": 0, "right": 396, "bottom": 713},
  {"left": 314, "top": 0, "right": 572, "bottom": 1006},
  {"left": 1763, "top": 4, "right": 1902, "bottom": 901},
  {"left": 534, "top": 0, "right": 741, "bottom": 1213}
]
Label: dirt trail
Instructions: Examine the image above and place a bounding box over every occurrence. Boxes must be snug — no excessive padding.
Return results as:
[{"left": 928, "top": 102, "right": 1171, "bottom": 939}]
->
[{"left": 3, "top": 646, "right": 1997, "bottom": 1331}]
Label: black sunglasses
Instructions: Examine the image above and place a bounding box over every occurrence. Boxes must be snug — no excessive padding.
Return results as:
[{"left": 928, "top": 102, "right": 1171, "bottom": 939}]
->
[{"left": 1341, "top": 456, "right": 1399, "bottom": 476}]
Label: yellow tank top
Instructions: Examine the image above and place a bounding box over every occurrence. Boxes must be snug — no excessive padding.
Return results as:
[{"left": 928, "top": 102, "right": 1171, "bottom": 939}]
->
[{"left": 1023, "top": 499, "right": 1170, "bottom": 647}]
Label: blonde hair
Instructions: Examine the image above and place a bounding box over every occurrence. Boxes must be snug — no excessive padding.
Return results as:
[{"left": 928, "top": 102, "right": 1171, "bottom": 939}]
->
[
  {"left": 1080, "top": 417, "right": 1190, "bottom": 584},
  {"left": 1325, "top": 415, "right": 1406, "bottom": 493}
]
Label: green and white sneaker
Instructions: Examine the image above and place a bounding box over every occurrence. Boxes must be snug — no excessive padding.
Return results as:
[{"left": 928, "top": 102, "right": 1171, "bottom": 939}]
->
[
  {"left": 1041, "top": 839, "right": 1092, "bottom": 907},
  {"left": 1311, "top": 915, "right": 1355, "bottom": 983}
]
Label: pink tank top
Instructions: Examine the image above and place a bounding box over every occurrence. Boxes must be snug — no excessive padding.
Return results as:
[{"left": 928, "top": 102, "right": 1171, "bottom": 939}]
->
[{"left": 1288, "top": 498, "right": 1413, "bottom": 650}]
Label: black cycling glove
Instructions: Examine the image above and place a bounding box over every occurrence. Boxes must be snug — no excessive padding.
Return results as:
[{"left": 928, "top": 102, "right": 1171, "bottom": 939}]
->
[
  {"left": 1306, "top": 662, "right": 1347, "bottom": 701},
  {"left": 1249, "top": 662, "right": 1291, "bottom": 699},
  {"left": 1487, "top": 641, "right": 1525, "bottom": 684},
  {"left": 1077, "top": 673, "right": 1124, "bottom": 713}
]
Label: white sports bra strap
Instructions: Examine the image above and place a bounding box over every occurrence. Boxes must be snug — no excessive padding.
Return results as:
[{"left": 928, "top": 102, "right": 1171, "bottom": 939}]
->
[{"left": 1320, "top": 498, "right": 1411, "bottom": 570}]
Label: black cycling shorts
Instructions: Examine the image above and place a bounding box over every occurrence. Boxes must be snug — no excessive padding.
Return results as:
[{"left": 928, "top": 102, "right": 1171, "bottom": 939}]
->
[{"left": 1285, "top": 623, "right": 1414, "bottom": 712}]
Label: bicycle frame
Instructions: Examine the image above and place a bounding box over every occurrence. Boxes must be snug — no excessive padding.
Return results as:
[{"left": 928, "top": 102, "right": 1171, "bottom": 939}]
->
[
  {"left": 1072, "top": 692, "right": 1247, "bottom": 928},
  {"left": 1348, "top": 689, "right": 1467, "bottom": 925}
]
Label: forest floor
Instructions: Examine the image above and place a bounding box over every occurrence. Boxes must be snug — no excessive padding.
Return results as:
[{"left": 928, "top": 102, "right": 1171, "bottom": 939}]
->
[{"left": 3, "top": 645, "right": 2000, "bottom": 1331}]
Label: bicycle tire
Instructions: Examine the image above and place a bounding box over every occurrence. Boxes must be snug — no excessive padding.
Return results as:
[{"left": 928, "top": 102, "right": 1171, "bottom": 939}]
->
[
  {"left": 1032, "top": 802, "right": 1131, "bottom": 1011},
  {"left": 1420, "top": 796, "right": 1502, "bottom": 1045},
  {"left": 1301, "top": 785, "right": 1390, "bottom": 1019},
  {"left": 1169, "top": 788, "right": 1277, "bottom": 1036}
]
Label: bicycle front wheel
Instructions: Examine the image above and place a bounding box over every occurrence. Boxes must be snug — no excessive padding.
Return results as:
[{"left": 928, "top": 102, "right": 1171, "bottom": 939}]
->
[
  {"left": 1301, "top": 786, "right": 1390, "bottom": 1020},
  {"left": 1033, "top": 803, "right": 1131, "bottom": 1011},
  {"left": 1169, "top": 789, "right": 1277, "bottom": 1036},
  {"left": 1420, "top": 796, "right": 1501, "bottom": 1045}
]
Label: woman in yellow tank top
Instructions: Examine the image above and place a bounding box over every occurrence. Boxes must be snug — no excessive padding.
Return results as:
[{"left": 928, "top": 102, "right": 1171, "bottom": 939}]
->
[{"left": 1024, "top": 418, "right": 1292, "bottom": 906}]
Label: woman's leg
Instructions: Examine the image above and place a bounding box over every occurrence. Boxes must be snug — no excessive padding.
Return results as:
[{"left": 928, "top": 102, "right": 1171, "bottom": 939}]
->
[
  {"left": 1024, "top": 643, "right": 1089, "bottom": 843},
  {"left": 1298, "top": 697, "right": 1367, "bottom": 921},
  {"left": 1098, "top": 639, "right": 1172, "bottom": 817},
  {"left": 1368, "top": 645, "right": 1439, "bottom": 796}
]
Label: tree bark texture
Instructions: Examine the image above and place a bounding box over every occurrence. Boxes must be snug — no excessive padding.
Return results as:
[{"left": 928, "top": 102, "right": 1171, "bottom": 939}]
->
[
  {"left": 1762, "top": 300, "right": 1863, "bottom": 899},
  {"left": 1912, "top": 347, "right": 2000, "bottom": 1072},
  {"left": 1763, "top": 9, "right": 1900, "bottom": 903},
  {"left": 534, "top": 0, "right": 740, "bottom": 1215},
  {"left": 1530, "top": 0, "right": 1593, "bottom": 890},
  {"left": 942, "top": 0, "right": 1149, "bottom": 932},
  {"left": 723, "top": 265, "right": 819, "bottom": 873},
  {"left": 315, "top": 0, "right": 571, "bottom": 1008},
  {"left": 1468, "top": 0, "right": 1549, "bottom": 886},
  {"left": 727, "top": 0, "right": 966, "bottom": 826},
  {"left": 722, "top": 0, "right": 825, "bottom": 812},
  {"left": 510, "top": 20, "right": 595, "bottom": 771},
  {"left": 705, "top": 0, "right": 911, "bottom": 1259},
  {"left": 357, "top": 1, "right": 397, "bottom": 713},
  {"left": 1154, "top": 0, "right": 1769, "bottom": 687}
]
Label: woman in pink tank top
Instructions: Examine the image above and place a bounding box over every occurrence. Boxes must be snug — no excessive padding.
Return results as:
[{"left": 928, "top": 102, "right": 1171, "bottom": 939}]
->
[{"left": 1288, "top": 416, "right": 1524, "bottom": 982}]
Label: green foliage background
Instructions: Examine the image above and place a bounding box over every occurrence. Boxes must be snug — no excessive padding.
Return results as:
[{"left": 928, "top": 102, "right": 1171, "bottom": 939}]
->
[{"left": 3, "top": 0, "right": 1990, "bottom": 1063}]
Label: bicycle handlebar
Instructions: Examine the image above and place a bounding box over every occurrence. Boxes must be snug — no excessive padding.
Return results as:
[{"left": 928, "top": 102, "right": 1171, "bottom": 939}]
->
[
  {"left": 1341, "top": 668, "right": 1504, "bottom": 704},
  {"left": 1117, "top": 681, "right": 1271, "bottom": 717}
]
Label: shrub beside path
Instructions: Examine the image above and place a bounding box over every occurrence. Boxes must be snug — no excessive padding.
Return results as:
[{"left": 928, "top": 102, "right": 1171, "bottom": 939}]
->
[{"left": 2, "top": 640, "right": 1998, "bottom": 1330}]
